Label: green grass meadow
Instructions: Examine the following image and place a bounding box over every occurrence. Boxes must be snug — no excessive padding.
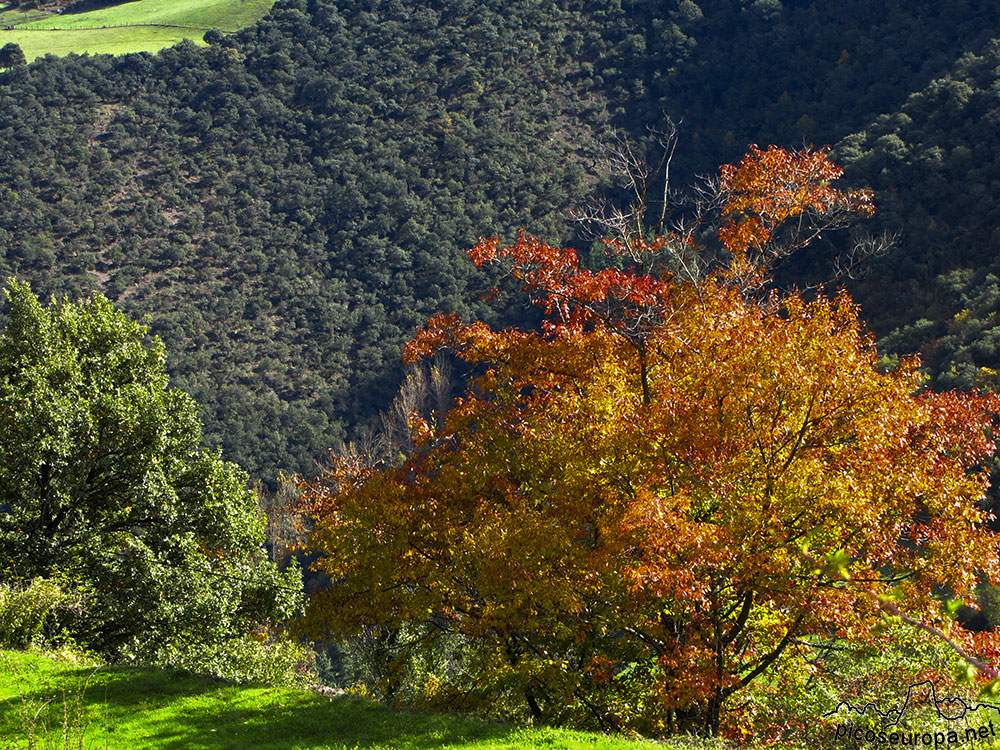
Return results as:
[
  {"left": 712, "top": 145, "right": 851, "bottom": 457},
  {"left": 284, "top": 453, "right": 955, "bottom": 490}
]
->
[
  {"left": 0, "top": 0, "right": 275, "bottom": 60},
  {"left": 0, "top": 651, "right": 686, "bottom": 750}
]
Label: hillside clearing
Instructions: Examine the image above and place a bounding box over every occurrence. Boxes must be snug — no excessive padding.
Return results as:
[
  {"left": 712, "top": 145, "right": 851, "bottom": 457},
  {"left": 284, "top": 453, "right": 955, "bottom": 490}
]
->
[{"left": 0, "top": 0, "right": 274, "bottom": 60}]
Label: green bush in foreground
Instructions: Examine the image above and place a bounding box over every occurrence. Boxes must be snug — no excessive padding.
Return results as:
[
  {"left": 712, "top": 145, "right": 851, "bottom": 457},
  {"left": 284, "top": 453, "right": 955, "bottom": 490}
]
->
[
  {"left": 730, "top": 620, "right": 985, "bottom": 749},
  {"left": 0, "top": 577, "right": 75, "bottom": 650},
  {"left": 150, "top": 630, "right": 313, "bottom": 688},
  {"left": 0, "top": 281, "right": 302, "bottom": 681}
]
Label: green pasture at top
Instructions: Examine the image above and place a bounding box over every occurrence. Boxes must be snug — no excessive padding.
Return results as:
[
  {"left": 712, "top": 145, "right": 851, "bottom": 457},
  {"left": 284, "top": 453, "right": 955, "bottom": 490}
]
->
[{"left": 0, "top": 0, "right": 275, "bottom": 60}]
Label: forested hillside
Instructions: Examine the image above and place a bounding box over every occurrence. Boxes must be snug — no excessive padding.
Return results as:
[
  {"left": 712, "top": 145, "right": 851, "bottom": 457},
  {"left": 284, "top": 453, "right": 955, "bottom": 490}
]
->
[
  {"left": 2, "top": 0, "right": 1000, "bottom": 483},
  {"left": 0, "top": 0, "right": 607, "bottom": 481}
]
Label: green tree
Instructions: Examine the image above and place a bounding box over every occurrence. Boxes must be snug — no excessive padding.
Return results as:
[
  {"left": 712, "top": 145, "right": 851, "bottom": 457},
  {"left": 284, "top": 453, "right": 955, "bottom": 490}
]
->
[
  {"left": 0, "top": 43, "right": 26, "bottom": 69},
  {"left": 0, "top": 280, "right": 301, "bottom": 663}
]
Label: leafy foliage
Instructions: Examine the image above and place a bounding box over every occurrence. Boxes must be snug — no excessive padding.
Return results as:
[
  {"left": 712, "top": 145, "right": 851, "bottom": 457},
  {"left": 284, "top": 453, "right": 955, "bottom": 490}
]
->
[
  {"left": 716, "top": 145, "right": 873, "bottom": 279},
  {"left": 731, "top": 621, "right": 973, "bottom": 749},
  {"left": 0, "top": 280, "right": 301, "bottom": 667},
  {"left": 0, "top": 44, "right": 26, "bottom": 69},
  {"left": 299, "top": 150, "right": 1000, "bottom": 737},
  {"left": 0, "top": 577, "right": 76, "bottom": 650}
]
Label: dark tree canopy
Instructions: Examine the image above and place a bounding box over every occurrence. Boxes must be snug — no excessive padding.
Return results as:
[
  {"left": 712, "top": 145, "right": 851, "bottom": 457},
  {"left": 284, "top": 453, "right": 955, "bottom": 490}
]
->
[{"left": 0, "top": 43, "right": 26, "bottom": 69}]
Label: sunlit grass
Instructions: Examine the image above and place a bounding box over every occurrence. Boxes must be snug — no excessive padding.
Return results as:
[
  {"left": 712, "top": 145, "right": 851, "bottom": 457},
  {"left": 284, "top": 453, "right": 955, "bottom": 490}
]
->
[
  {"left": 0, "top": 0, "right": 274, "bottom": 60},
  {"left": 0, "top": 650, "right": 691, "bottom": 750}
]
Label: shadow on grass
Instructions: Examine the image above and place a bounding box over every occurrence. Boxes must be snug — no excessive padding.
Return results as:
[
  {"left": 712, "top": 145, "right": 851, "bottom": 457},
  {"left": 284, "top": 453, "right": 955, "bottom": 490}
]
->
[
  {"left": 59, "top": 0, "right": 143, "bottom": 18},
  {"left": 2, "top": 662, "right": 525, "bottom": 750}
]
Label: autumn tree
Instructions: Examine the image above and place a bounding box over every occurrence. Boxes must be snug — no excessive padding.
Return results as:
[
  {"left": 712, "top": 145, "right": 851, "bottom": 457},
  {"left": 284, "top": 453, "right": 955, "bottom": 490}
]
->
[{"left": 298, "top": 148, "right": 1000, "bottom": 737}]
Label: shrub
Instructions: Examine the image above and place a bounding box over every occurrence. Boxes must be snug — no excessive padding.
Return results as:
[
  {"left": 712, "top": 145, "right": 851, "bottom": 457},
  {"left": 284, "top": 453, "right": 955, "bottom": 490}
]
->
[
  {"left": 729, "top": 622, "right": 974, "bottom": 748},
  {"left": 0, "top": 577, "right": 77, "bottom": 650},
  {"left": 146, "top": 630, "right": 315, "bottom": 687}
]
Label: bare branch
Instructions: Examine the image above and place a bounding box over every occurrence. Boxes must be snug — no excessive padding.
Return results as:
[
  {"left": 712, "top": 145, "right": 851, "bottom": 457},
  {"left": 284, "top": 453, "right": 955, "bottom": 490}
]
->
[
  {"left": 880, "top": 599, "right": 998, "bottom": 679},
  {"left": 571, "top": 116, "right": 682, "bottom": 248},
  {"left": 832, "top": 231, "right": 897, "bottom": 281}
]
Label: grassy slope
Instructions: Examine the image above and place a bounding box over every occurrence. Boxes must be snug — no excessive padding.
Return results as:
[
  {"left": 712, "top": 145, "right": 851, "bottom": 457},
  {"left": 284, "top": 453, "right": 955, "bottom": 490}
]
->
[
  {"left": 0, "top": 651, "right": 682, "bottom": 750},
  {"left": 0, "top": 0, "right": 274, "bottom": 59}
]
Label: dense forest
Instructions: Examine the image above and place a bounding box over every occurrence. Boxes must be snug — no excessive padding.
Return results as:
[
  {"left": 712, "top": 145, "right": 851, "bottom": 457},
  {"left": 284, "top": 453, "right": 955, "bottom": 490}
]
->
[{"left": 1, "top": 0, "right": 1000, "bottom": 485}]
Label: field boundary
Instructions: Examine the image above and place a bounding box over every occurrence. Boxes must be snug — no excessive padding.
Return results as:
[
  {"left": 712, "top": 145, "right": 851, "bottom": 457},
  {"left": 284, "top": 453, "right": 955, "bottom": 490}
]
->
[{"left": 4, "top": 22, "right": 213, "bottom": 30}]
